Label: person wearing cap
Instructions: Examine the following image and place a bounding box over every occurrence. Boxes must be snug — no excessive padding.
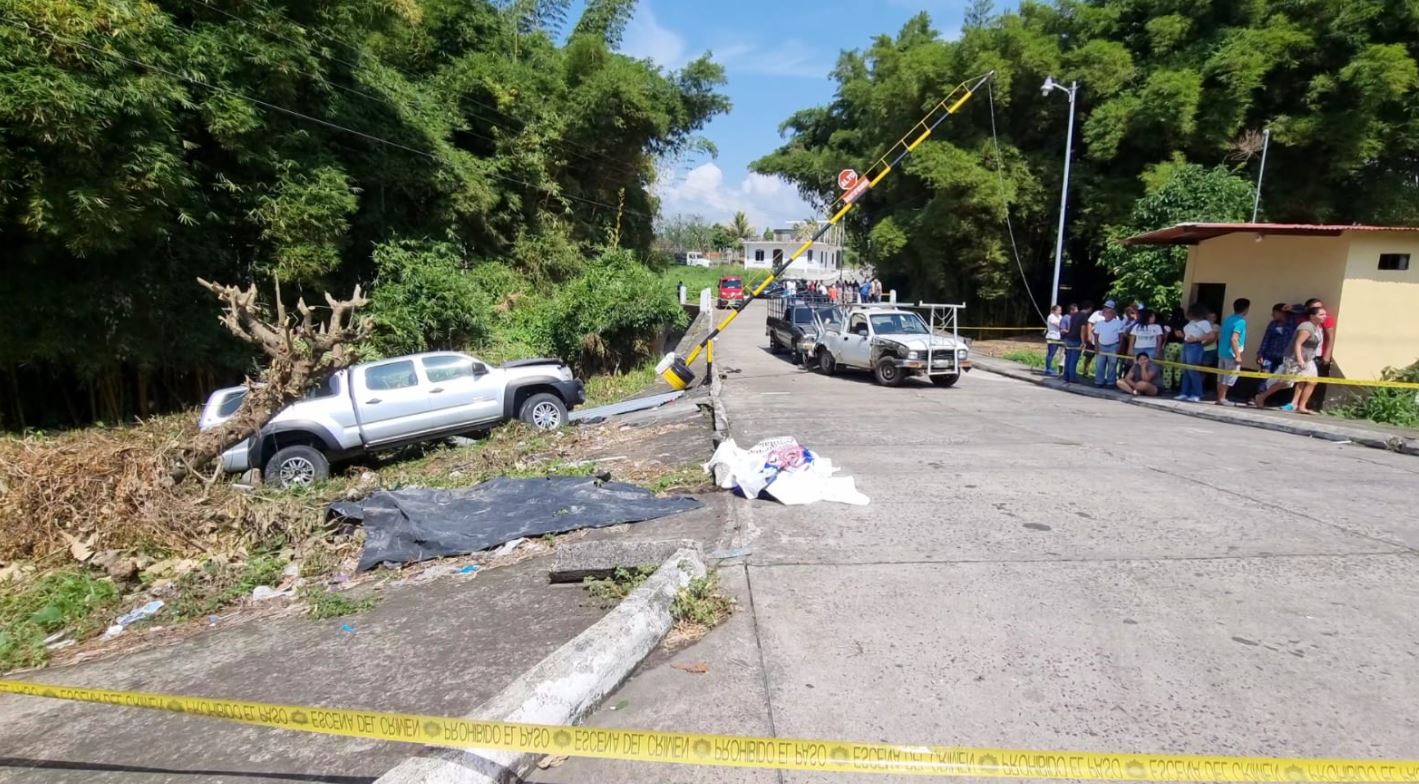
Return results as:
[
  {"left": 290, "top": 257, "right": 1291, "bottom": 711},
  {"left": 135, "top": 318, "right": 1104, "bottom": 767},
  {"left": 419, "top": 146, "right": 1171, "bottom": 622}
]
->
[{"left": 1091, "top": 302, "right": 1126, "bottom": 388}]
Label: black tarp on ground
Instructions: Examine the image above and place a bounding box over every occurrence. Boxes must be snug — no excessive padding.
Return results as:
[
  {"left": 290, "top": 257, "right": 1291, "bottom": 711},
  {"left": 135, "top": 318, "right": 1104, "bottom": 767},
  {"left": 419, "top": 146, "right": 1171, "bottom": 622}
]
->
[{"left": 329, "top": 476, "right": 703, "bottom": 571}]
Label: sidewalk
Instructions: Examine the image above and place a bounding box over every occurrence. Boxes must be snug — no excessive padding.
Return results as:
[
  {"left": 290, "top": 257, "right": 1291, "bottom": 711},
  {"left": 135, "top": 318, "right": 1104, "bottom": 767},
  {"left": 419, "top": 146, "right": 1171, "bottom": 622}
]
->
[{"left": 972, "top": 356, "right": 1419, "bottom": 457}]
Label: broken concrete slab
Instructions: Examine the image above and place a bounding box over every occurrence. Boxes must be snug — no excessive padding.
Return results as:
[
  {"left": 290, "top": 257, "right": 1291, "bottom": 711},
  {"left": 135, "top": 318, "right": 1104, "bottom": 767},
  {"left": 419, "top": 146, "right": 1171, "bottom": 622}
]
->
[{"left": 548, "top": 539, "right": 702, "bottom": 583}]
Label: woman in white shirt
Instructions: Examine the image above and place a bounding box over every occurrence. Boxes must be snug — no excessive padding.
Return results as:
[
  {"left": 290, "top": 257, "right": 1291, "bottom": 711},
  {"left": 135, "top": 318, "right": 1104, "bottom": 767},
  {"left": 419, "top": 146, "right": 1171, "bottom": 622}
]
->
[
  {"left": 1128, "top": 309, "right": 1165, "bottom": 359},
  {"left": 1044, "top": 304, "right": 1063, "bottom": 376},
  {"left": 1175, "top": 305, "right": 1215, "bottom": 402}
]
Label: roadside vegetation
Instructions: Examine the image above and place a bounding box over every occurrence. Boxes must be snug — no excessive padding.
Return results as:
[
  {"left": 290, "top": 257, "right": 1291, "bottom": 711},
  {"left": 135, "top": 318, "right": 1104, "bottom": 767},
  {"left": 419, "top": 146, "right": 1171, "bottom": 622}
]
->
[
  {"left": 1328, "top": 360, "right": 1419, "bottom": 428},
  {"left": 1002, "top": 349, "right": 1047, "bottom": 369},
  {"left": 666, "top": 571, "right": 734, "bottom": 650},
  {"left": 661, "top": 265, "right": 771, "bottom": 300}
]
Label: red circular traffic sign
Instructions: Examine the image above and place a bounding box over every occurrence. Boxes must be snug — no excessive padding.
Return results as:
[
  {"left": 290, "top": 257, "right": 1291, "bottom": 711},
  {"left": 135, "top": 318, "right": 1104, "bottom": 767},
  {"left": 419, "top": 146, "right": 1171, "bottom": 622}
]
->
[{"left": 837, "top": 169, "right": 859, "bottom": 191}]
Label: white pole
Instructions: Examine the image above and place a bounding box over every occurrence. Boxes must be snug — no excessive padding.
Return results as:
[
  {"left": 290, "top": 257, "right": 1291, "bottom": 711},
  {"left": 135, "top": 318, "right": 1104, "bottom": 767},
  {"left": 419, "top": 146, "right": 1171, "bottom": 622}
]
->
[
  {"left": 1252, "top": 127, "right": 1270, "bottom": 223},
  {"left": 1049, "top": 81, "right": 1077, "bottom": 310}
]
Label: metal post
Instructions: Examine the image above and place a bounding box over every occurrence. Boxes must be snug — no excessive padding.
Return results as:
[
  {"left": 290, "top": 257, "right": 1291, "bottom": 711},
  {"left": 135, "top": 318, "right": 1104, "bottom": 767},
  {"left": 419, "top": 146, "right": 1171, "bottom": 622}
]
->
[
  {"left": 1049, "top": 81, "right": 1077, "bottom": 310},
  {"left": 1252, "top": 127, "right": 1270, "bottom": 223}
]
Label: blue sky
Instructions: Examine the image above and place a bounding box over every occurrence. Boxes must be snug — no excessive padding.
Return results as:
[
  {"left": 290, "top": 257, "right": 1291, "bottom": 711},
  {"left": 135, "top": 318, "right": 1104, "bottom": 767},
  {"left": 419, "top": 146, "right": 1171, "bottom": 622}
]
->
[{"left": 612, "top": 0, "right": 980, "bottom": 232}]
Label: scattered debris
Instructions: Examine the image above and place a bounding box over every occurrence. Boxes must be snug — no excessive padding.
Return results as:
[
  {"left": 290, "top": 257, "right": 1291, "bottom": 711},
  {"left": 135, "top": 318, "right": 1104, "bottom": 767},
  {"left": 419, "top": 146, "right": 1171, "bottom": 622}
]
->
[
  {"left": 609, "top": 699, "right": 629, "bottom": 711},
  {"left": 705, "top": 437, "right": 869, "bottom": 506},
  {"left": 459, "top": 564, "right": 479, "bottom": 575},
  {"left": 330, "top": 476, "right": 702, "bottom": 570},
  {"left": 670, "top": 661, "right": 709, "bottom": 674},
  {"left": 100, "top": 599, "right": 165, "bottom": 640},
  {"left": 550, "top": 539, "right": 700, "bottom": 583},
  {"left": 708, "top": 546, "right": 751, "bottom": 560},
  {"left": 495, "top": 538, "right": 528, "bottom": 557},
  {"left": 340, "top": 623, "right": 356, "bottom": 634},
  {"left": 536, "top": 755, "right": 569, "bottom": 770},
  {"left": 251, "top": 585, "right": 287, "bottom": 602}
]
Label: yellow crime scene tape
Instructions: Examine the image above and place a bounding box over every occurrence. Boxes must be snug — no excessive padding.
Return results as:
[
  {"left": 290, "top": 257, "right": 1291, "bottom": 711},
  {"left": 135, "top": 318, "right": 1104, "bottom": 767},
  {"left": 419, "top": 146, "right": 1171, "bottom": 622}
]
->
[
  {"left": 3, "top": 679, "right": 1418, "bottom": 781},
  {"left": 1036, "top": 341, "right": 1419, "bottom": 391}
]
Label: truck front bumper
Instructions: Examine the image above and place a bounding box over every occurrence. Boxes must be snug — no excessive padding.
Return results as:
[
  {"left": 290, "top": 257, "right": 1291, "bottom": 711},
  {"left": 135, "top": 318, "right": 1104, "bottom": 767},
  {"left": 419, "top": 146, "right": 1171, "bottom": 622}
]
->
[
  {"left": 556, "top": 379, "right": 586, "bottom": 409},
  {"left": 891, "top": 356, "right": 972, "bottom": 374}
]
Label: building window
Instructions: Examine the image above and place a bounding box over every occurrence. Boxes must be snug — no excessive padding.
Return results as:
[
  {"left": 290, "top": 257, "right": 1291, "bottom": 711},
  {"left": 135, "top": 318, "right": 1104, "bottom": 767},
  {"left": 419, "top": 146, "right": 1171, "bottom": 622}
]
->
[
  {"left": 807, "top": 249, "right": 814, "bottom": 263},
  {"left": 754, "top": 249, "right": 765, "bottom": 262},
  {"left": 1378, "top": 253, "right": 1410, "bottom": 271}
]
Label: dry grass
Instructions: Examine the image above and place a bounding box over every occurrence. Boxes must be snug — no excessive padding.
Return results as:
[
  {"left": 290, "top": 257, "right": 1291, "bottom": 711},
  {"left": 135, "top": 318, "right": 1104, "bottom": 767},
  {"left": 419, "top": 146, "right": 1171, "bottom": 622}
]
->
[{"left": 0, "top": 414, "right": 327, "bottom": 565}]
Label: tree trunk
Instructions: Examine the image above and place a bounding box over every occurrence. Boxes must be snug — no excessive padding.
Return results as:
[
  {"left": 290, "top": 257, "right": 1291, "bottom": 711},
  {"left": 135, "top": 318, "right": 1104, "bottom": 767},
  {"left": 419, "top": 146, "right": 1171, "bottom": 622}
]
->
[{"left": 174, "top": 279, "right": 372, "bottom": 479}]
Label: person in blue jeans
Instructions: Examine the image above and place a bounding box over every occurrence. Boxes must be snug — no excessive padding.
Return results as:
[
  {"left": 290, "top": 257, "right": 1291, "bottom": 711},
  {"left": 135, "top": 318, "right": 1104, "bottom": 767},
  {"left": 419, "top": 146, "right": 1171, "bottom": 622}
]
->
[
  {"left": 1090, "top": 302, "right": 1126, "bottom": 387},
  {"left": 1176, "top": 304, "right": 1216, "bottom": 402},
  {"left": 1061, "top": 301, "right": 1092, "bottom": 383}
]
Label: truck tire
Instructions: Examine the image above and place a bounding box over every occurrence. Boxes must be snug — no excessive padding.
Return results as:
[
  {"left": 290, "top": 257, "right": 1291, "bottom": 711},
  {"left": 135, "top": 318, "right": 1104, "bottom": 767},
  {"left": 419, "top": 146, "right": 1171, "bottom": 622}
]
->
[
  {"left": 519, "top": 392, "right": 567, "bottom": 431},
  {"left": 264, "top": 445, "right": 330, "bottom": 489},
  {"left": 932, "top": 373, "right": 961, "bottom": 388},
  {"left": 816, "top": 349, "right": 836, "bottom": 376},
  {"left": 874, "top": 358, "right": 904, "bottom": 387},
  {"left": 768, "top": 334, "right": 783, "bottom": 354}
]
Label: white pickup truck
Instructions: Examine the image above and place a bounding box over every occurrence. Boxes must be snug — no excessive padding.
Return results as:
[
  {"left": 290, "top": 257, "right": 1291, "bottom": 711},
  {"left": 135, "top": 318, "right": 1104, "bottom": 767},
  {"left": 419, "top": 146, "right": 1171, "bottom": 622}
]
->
[
  {"left": 811, "top": 306, "right": 971, "bottom": 387},
  {"left": 199, "top": 351, "right": 584, "bottom": 487}
]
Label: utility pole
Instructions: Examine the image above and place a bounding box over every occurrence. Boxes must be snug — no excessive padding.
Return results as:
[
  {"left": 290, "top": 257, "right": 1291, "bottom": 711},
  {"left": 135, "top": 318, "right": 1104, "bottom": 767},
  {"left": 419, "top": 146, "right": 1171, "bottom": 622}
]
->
[
  {"left": 1252, "top": 127, "right": 1271, "bottom": 223},
  {"left": 1042, "top": 77, "right": 1077, "bottom": 310}
]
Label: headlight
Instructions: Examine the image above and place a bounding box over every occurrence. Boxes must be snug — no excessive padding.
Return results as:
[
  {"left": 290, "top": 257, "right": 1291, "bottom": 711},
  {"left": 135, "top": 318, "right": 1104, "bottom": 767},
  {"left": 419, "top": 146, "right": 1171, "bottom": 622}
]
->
[
  {"left": 956, "top": 349, "right": 968, "bottom": 359},
  {"left": 908, "top": 351, "right": 922, "bottom": 360}
]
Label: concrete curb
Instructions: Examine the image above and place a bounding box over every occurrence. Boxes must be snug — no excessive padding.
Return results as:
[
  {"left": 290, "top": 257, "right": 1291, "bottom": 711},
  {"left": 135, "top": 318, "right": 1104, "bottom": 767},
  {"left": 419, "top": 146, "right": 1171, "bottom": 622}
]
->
[
  {"left": 707, "top": 357, "right": 733, "bottom": 487},
  {"left": 375, "top": 548, "right": 706, "bottom": 784},
  {"left": 972, "top": 356, "right": 1419, "bottom": 457}
]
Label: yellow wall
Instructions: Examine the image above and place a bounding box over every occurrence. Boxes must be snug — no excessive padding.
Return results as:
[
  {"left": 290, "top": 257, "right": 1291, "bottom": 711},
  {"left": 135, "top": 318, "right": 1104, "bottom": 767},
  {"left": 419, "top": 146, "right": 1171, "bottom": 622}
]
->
[
  {"left": 1337, "top": 234, "right": 1419, "bottom": 380},
  {"left": 1182, "top": 233, "right": 1348, "bottom": 366}
]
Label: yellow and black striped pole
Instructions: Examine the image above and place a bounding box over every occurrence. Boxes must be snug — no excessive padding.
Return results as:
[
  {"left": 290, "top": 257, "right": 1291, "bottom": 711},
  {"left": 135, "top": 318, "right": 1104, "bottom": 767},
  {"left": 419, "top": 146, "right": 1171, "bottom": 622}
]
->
[{"left": 660, "top": 70, "right": 996, "bottom": 390}]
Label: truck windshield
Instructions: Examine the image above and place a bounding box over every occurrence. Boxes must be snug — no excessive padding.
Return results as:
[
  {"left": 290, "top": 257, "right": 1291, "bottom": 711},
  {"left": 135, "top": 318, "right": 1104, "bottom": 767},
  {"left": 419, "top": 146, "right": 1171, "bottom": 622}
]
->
[{"left": 870, "top": 313, "right": 929, "bottom": 335}]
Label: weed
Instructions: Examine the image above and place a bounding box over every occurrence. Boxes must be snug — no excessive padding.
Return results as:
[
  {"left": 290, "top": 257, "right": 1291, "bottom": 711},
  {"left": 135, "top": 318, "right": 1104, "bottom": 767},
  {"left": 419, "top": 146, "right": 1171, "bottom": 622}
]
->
[
  {"left": 1002, "top": 348, "right": 1047, "bottom": 369},
  {"left": 672, "top": 571, "right": 734, "bottom": 628},
  {"left": 300, "top": 586, "right": 379, "bottom": 620},
  {"left": 583, "top": 566, "right": 655, "bottom": 608},
  {"left": 166, "top": 554, "right": 288, "bottom": 622},
  {"left": 583, "top": 362, "right": 658, "bottom": 407},
  {"left": 646, "top": 466, "right": 711, "bottom": 494},
  {"left": 0, "top": 569, "right": 119, "bottom": 672},
  {"left": 1328, "top": 359, "right": 1419, "bottom": 428}
]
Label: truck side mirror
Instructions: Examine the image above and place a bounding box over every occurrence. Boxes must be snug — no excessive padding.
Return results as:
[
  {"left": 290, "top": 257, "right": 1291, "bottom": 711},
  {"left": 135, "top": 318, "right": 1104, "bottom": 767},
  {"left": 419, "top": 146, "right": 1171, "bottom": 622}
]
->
[{"left": 472, "top": 362, "right": 488, "bottom": 377}]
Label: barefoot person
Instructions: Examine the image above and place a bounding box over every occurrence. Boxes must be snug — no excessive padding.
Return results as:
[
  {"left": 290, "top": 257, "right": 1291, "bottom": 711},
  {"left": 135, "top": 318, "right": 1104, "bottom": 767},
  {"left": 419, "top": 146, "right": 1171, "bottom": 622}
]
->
[
  {"left": 1116, "top": 353, "right": 1161, "bottom": 396},
  {"left": 1254, "top": 304, "right": 1327, "bottom": 413}
]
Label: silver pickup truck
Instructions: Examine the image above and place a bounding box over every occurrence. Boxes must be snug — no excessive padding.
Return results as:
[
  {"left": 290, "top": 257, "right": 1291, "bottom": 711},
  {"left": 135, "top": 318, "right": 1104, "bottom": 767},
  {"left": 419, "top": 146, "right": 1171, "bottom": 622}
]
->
[{"left": 199, "top": 351, "right": 584, "bottom": 487}]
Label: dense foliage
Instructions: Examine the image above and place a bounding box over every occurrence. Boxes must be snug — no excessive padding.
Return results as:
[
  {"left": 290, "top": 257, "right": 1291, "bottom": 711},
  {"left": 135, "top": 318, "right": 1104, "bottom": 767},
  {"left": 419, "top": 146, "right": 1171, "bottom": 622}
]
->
[
  {"left": 754, "top": 0, "right": 1419, "bottom": 321},
  {"left": 0, "top": 0, "right": 727, "bottom": 428}
]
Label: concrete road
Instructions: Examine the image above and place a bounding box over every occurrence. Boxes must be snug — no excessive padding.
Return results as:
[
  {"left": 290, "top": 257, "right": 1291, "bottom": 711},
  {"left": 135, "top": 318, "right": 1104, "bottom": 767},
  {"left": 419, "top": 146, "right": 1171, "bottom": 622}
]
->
[{"left": 538, "top": 301, "right": 1419, "bottom": 783}]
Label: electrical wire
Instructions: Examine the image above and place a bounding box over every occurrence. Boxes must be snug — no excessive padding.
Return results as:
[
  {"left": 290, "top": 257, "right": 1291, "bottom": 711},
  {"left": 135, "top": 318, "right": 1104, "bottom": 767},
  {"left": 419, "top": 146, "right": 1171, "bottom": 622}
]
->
[
  {"left": 986, "top": 80, "right": 1048, "bottom": 324},
  {"left": 2, "top": 14, "right": 655, "bottom": 221}
]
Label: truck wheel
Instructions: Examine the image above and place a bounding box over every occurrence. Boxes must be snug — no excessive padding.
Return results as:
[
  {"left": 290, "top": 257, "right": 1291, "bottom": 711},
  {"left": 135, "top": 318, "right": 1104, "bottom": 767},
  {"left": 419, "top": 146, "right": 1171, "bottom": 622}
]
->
[
  {"left": 817, "top": 350, "right": 835, "bottom": 376},
  {"left": 932, "top": 373, "right": 961, "bottom": 388},
  {"left": 264, "top": 445, "right": 329, "bottom": 489},
  {"left": 768, "top": 334, "right": 782, "bottom": 354},
  {"left": 874, "top": 358, "right": 904, "bottom": 387},
  {"left": 519, "top": 392, "right": 567, "bottom": 431}
]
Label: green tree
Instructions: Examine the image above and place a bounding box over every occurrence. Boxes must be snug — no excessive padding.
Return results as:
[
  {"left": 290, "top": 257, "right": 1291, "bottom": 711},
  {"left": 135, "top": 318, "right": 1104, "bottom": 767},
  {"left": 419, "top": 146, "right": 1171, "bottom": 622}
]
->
[
  {"left": 729, "top": 211, "right": 754, "bottom": 245},
  {"left": 1100, "top": 164, "right": 1256, "bottom": 309}
]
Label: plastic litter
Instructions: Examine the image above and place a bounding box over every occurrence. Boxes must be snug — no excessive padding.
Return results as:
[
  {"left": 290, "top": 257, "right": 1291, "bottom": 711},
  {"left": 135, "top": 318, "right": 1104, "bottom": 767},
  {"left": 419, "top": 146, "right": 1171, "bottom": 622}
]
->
[
  {"left": 704, "top": 437, "right": 870, "bottom": 506},
  {"left": 495, "top": 538, "right": 527, "bottom": 557},
  {"left": 251, "top": 586, "right": 283, "bottom": 601},
  {"left": 459, "top": 565, "right": 479, "bottom": 575},
  {"left": 340, "top": 624, "right": 356, "bottom": 634},
  {"left": 330, "top": 476, "right": 702, "bottom": 570},
  {"left": 100, "top": 599, "right": 165, "bottom": 640}
]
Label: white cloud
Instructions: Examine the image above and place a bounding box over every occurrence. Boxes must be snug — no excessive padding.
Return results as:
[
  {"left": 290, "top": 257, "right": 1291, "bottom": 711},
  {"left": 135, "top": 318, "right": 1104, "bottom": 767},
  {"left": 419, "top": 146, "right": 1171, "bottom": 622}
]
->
[
  {"left": 656, "top": 163, "right": 817, "bottom": 231},
  {"left": 619, "top": 4, "right": 687, "bottom": 69},
  {"left": 713, "top": 39, "right": 832, "bottom": 79}
]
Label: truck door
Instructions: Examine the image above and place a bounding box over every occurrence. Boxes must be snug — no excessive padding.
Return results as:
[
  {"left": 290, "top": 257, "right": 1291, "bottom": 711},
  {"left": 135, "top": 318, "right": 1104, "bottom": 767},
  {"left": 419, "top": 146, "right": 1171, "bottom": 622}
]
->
[
  {"left": 352, "top": 358, "right": 438, "bottom": 444},
  {"left": 841, "top": 313, "right": 872, "bottom": 368},
  {"left": 420, "top": 354, "right": 502, "bottom": 430}
]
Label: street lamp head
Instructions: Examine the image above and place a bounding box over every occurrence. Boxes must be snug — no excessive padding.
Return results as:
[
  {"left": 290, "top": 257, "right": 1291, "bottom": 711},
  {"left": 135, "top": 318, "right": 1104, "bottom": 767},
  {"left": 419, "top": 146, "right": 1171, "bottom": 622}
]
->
[{"left": 1042, "top": 76, "right": 1057, "bottom": 96}]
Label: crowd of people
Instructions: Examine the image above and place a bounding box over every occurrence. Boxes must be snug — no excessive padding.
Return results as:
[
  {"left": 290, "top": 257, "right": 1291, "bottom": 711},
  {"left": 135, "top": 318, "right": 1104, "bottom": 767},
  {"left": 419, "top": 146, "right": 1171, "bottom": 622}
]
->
[
  {"left": 782, "top": 276, "right": 884, "bottom": 304},
  {"left": 1042, "top": 296, "right": 1338, "bottom": 413}
]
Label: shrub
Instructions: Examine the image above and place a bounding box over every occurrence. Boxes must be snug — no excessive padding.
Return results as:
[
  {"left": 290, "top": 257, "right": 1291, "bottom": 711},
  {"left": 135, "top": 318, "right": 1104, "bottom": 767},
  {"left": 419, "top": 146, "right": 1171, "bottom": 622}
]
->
[
  {"left": 543, "top": 249, "right": 686, "bottom": 373},
  {"left": 368, "top": 239, "right": 492, "bottom": 356},
  {"left": 1331, "top": 359, "right": 1419, "bottom": 428}
]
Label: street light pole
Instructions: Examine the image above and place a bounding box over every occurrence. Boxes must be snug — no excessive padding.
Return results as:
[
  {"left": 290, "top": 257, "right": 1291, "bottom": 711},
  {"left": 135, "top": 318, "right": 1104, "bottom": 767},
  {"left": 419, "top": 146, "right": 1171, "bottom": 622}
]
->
[
  {"left": 1043, "top": 77, "right": 1077, "bottom": 310},
  {"left": 1251, "top": 127, "right": 1270, "bottom": 223}
]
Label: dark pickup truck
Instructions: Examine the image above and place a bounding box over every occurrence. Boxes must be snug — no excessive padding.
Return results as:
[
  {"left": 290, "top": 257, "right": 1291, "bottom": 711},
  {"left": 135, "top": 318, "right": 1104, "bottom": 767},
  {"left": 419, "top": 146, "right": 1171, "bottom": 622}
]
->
[{"left": 766, "top": 297, "right": 841, "bottom": 363}]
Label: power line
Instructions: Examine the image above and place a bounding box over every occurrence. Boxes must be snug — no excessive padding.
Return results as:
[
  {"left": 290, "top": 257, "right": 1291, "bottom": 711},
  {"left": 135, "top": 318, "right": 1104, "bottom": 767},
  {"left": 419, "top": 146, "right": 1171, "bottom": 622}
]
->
[
  {"left": 186, "top": 0, "right": 647, "bottom": 180},
  {"left": 2, "top": 15, "right": 654, "bottom": 221},
  {"left": 986, "top": 80, "right": 1047, "bottom": 323}
]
